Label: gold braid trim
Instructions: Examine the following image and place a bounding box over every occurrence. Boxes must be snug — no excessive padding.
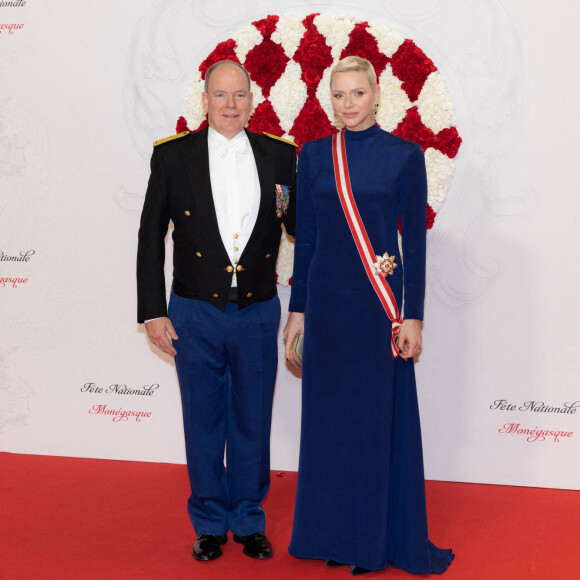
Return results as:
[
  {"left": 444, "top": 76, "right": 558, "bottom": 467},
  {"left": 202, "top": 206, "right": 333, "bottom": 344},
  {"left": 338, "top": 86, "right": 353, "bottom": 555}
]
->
[
  {"left": 262, "top": 132, "right": 298, "bottom": 147},
  {"left": 153, "top": 131, "right": 189, "bottom": 147}
]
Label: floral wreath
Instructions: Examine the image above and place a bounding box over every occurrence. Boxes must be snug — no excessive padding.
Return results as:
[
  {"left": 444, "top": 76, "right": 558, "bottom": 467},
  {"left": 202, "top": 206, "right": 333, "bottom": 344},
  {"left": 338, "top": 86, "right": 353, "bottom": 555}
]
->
[{"left": 177, "top": 13, "right": 462, "bottom": 285}]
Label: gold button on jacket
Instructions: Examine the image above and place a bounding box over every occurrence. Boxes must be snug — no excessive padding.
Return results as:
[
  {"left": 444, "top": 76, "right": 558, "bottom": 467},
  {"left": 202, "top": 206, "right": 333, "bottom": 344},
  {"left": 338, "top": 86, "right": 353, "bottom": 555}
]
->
[{"left": 226, "top": 265, "right": 233, "bottom": 272}]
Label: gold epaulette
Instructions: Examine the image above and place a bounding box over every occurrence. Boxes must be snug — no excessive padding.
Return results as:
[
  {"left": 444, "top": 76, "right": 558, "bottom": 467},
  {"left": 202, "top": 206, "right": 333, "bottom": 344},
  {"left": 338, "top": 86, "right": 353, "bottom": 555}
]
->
[
  {"left": 154, "top": 131, "right": 189, "bottom": 147},
  {"left": 262, "top": 132, "right": 298, "bottom": 147}
]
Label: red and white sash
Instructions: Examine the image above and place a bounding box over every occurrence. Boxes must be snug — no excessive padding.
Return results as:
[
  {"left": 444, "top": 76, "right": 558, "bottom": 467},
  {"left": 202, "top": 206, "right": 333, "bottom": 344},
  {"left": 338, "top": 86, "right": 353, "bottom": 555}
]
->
[{"left": 332, "top": 130, "right": 401, "bottom": 358}]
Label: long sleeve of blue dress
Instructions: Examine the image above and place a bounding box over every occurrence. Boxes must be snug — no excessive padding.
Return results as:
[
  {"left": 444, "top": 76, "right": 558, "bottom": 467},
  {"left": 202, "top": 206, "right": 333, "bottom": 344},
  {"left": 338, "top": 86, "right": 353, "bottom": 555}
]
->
[{"left": 400, "top": 143, "right": 428, "bottom": 321}]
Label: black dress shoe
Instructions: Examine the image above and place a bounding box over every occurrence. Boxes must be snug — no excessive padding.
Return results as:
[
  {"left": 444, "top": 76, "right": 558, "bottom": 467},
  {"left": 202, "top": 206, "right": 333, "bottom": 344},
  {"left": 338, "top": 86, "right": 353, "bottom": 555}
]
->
[
  {"left": 351, "top": 566, "right": 371, "bottom": 575},
  {"left": 233, "top": 532, "right": 273, "bottom": 559},
  {"left": 192, "top": 534, "right": 227, "bottom": 561}
]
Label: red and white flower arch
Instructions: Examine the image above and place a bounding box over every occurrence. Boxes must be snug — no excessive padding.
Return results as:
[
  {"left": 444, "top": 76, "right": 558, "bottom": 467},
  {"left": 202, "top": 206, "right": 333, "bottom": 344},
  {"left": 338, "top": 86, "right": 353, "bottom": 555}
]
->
[{"left": 177, "top": 13, "right": 462, "bottom": 285}]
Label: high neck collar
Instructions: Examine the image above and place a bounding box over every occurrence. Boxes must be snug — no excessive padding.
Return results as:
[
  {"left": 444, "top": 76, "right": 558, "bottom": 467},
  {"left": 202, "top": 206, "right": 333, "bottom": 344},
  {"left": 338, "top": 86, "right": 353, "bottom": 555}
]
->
[{"left": 343, "top": 123, "right": 381, "bottom": 141}]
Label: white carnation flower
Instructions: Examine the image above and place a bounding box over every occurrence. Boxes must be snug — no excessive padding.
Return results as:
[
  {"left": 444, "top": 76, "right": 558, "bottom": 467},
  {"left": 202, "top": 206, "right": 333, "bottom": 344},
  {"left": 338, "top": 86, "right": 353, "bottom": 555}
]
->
[
  {"left": 316, "top": 66, "right": 335, "bottom": 127},
  {"left": 417, "top": 71, "right": 457, "bottom": 133},
  {"left": 249, "top": 82, "right": 265, "bottom": 116},
  {"left": 270, "top": 61, "right": 308, "bottom": 133},
  {"left": 182, "top": 71, "right": 205, "bottom": 129},
  {"left": 272, "top": 13, "right": 307, "bottom": 58},
  {"left": 376, "top": 65, "right": 412, "bottom": 132},
  {"left": 368, "top": 22, "right": 405, "bottom": 57},
  {"left": 234, "top": 24, "right": 264, "bottom": 63},
  {"left": 276, "top": 231, "right": 295, "bottom": 286},
  {"left": 425, "top": 148, "right": 455, "bottom": 211},
  {"left": 313, "top": 13, "right": 356, "bottom": 60}
]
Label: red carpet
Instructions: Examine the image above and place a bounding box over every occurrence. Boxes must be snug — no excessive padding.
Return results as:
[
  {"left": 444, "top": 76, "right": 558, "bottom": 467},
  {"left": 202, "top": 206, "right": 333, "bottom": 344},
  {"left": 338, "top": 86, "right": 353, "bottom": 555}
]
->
[{"left": 1, "top": 452, "right": 578, "bottom": 579}]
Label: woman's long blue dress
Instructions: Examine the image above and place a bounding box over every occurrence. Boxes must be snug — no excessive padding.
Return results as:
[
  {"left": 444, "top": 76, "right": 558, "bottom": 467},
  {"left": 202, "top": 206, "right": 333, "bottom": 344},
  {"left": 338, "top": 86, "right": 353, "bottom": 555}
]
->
[{"left": 288, "top": 124, "right": 454, "bottom": 573}]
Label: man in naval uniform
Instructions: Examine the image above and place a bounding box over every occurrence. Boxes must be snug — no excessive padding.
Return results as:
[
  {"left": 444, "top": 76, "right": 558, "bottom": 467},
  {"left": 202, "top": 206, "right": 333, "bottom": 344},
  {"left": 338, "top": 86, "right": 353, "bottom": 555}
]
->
[{"left": 137, "top": 60, "right": 297, "bottom": 562}]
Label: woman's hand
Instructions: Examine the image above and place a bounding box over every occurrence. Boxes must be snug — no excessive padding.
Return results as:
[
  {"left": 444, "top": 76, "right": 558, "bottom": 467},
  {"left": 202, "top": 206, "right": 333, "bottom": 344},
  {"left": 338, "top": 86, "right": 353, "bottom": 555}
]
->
[
  {"left": 284, "top": 312, "right": 305, "bottom": 361},
  {"left": 397, "top": 319, "right": 422, "bottom": 360}
]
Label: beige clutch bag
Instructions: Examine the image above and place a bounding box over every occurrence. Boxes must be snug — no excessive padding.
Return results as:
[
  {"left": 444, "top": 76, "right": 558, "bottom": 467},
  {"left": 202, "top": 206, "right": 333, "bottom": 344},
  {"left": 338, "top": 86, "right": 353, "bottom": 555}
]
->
[{"left": 289, "top": 333, "right": 304, "bottom": 369}]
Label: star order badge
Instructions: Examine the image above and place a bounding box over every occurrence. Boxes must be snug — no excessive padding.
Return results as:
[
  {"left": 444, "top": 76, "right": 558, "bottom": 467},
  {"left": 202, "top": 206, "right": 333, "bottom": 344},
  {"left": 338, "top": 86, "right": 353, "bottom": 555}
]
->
[{"left": 372, "top": 252, "right": 397, "bottom": 277}]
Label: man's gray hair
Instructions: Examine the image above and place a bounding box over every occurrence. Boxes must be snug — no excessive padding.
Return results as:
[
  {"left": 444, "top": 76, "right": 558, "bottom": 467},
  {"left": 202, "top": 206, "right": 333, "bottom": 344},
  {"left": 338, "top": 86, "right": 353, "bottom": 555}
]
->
[{"left": 204, "top": 60, "right": 252, "bottom": 93}]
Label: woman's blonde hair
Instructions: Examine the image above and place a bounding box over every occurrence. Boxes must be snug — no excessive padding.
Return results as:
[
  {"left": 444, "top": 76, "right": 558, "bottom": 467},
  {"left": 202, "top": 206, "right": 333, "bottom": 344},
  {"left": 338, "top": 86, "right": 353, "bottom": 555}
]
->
[{"left": 330, "top": 56, "right": 378, "bottom": 91}]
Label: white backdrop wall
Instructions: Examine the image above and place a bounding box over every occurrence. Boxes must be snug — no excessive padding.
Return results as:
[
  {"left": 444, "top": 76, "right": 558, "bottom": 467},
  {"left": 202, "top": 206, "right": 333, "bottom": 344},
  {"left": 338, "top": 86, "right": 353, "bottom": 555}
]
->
[{"left": 1, "top": 0, "right": 579, "bottom": 489}]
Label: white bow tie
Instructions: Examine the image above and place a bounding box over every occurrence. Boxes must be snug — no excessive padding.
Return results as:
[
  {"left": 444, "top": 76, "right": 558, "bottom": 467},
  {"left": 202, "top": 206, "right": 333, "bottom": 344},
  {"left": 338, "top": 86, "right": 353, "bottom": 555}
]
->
[{"left": 213, "top": 135, "right": 248, "bottom": 157}]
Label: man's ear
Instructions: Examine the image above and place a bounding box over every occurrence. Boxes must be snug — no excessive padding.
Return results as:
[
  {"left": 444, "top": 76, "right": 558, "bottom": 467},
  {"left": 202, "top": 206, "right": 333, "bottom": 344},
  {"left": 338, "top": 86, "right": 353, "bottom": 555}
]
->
[{"left": 202, "top": 92, "right": 209, "bottom": 115}]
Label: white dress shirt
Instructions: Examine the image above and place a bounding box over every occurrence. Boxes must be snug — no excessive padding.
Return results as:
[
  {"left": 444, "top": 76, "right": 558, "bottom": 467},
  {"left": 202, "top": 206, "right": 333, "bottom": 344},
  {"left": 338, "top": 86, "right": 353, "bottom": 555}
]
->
[{"left": 207, "top": 127, "right": 260, "bottom": 287}]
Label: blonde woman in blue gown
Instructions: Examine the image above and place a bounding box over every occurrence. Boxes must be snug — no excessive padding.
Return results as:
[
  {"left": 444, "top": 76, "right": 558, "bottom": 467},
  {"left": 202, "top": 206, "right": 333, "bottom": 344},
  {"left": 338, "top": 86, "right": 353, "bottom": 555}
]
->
[{"left": 284, "top": 56, "right": 454, "bottom": 576}]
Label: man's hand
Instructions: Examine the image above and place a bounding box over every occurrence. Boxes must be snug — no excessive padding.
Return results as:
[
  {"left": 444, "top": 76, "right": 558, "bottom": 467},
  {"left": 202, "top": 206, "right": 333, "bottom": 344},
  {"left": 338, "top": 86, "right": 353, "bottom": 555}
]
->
[
  {"left": 397, "top": 319, "right": 422, "bottom": 360},
  {"left": 145, "top": 317, "right": 178, "bottom": 357},
  {"left": 284, "top": 312, "right": 305, "bottom": 361}
]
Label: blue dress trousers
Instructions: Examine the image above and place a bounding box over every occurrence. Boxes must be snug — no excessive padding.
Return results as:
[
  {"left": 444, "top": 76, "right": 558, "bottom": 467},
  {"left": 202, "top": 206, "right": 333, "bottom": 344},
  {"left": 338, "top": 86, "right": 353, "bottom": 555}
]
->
[{"left": 169, "top": 291, "right": 281, "bottom": 536}]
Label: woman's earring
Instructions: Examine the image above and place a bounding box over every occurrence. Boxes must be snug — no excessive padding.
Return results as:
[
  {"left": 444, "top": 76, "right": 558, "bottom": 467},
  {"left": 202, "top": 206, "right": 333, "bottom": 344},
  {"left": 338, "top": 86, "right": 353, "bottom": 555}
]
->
[
  {"left": 334, "top": 113, "right": 343, "bottom": 126},
  {"left": 373, "top": 103, "right": 379, "bottom": 115}
]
